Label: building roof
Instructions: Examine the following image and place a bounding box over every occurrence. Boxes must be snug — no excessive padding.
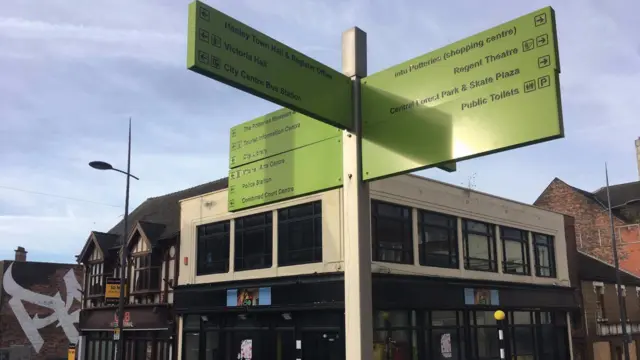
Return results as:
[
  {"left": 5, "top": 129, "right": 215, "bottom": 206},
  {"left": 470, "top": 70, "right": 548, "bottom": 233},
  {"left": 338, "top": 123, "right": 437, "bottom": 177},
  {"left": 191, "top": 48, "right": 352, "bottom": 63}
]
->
[
  {"left": 578, "top": 251, "right": 640, "bottom": 286},
  {"left": 593, "top": 180, "right": 640, "bottom": 208},
  {"left": 79, "top": 178, "right": 228, "bottom": 262}
]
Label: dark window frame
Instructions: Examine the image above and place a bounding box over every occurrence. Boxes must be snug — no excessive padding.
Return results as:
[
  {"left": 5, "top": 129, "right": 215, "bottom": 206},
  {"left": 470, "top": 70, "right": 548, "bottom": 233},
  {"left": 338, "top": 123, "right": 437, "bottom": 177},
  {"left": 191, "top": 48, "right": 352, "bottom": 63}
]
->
[
  {"left": 533, "top": 233, "right": 556, "bottom": 278},
  {"left": 87, "top": 262, "right": 104, "bottom": 297},
  {"left": 196, "top": 221, "right": 231, "bottom": 275},
  {"left": 462, "top": 219, "right": 498, "bottom": 272},
  {"left": 234, "top": 211, "right": 273, "bottom": 271},
  {"left": 500, "top": 226, "right": 531, "bottom": 276},
  {"left": 278, "top": 201, "right": 323, "bottom": 267},
  {"left": 132, "top": 253, "right": 161, "bottom": 293},
  {"left": 371, "top": 200, "right": 414, "bottom": 265},
  {"left": 418, "top": 210, "right": 459, "bottom": 269}
]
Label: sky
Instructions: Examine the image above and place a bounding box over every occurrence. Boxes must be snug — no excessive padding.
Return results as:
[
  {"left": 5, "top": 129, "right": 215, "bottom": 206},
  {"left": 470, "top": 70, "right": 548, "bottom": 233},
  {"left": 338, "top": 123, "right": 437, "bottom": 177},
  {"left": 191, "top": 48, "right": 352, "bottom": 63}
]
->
[{"left": 1, "top": 0, "right": 639, "bottom": 263}]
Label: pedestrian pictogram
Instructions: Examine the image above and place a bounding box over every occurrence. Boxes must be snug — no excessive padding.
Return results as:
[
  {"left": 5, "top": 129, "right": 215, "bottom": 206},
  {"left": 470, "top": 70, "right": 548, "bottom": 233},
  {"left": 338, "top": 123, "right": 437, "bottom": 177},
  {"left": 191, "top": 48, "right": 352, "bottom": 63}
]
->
[
  {"left": 212, "top": 35, "right": 222, "bottom": 48},
  {"left": 538, "top": 75, "right": 551, "bottom": 89},
  {"left": 198, "top": 50, "right": 209, "bottom": 64},
  {"left": 536, "top": 34, "right": 548, "bottom": 47},
  {"left": 522, "top": 39, "right": 535, "bottom": 52},
  {"left": 199, "top": 7, "right": 210, "bottom": 21},
  {"left": 524, "top": 80, "right": 537, "bottom": 93},
  {"left": 534, "top": 13, "right": 547, "bottom": 26},
  {"left": 198, "top": 28, "right": 209, "bottom": 43},
  {"left": 212, "top": 56, "right": 221, "bottom": 69},
  {"left": 538, "top": 55, "right": 550, "bottom": 69}
]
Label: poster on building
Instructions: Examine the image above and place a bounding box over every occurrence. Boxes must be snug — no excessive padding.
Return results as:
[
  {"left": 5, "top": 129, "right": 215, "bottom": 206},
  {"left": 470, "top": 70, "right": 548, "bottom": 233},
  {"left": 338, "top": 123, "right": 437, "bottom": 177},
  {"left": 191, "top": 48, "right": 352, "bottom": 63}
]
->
[
  {"left": 464, "top": 288, "right": 500, "bottom": 306},
  {"left": 226, "top": 287, "right": 272, "bottom": 307}
]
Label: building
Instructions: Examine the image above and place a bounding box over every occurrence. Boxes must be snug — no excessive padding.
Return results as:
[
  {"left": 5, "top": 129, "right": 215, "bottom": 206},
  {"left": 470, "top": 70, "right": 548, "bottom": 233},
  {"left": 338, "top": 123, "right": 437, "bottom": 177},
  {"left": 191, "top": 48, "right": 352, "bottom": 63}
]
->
[
  {"left": 571, "top": 251, "right": 640, "bottom": 360},
  {"left": 175, "top": 174, "right": 576, "bottom": 360},
  {"left": 76, "top": 181, "right": 225, "bottom": 360},
  {"left": 0, "top": 247, "right": 83, "bottom": 360},
  {"left": 534, "top": 137, "right": 640, "bottom": 275}
]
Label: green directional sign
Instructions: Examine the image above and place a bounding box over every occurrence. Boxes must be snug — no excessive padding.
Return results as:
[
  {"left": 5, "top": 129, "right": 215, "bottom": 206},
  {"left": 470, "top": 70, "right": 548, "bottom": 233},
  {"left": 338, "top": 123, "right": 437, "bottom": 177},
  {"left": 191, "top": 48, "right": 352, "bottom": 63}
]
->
[
  {"left": 187, "top": 0, "right": 352, "bottom": 129},
  {"left": 228, "top": 137, "right": 343, "bottom": 211},
  {"left": 230, "top": 108, "right": 342, "bottom": 168},
  {"left": 361, "top": 6, "right": 562, "bottom": 181}
]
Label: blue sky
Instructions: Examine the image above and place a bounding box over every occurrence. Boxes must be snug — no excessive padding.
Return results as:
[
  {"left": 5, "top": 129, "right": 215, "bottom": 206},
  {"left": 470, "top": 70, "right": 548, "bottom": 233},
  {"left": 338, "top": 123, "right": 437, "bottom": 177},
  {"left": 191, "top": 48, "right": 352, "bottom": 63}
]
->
[{"left": 1, "top": 0, "right": 639, "bottom": 263}]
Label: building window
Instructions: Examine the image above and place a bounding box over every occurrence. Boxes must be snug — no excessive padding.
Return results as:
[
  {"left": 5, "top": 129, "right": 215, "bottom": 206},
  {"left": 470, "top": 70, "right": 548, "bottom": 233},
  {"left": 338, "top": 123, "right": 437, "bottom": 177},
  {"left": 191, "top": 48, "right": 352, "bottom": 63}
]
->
[
  {"left": 469, "top": 311, "right": 500, "bottom": 360},
  {"left": 462, "top": 220, "right": 497, "bottom": 272},
  {"left": 235, "top": 211, "right": 273, "bottom": 271},
  {"left": 533, "top": 233, "right": 556, "bottom": 277},
  {"left": 278, "top": 201, "right": 322, "bottom": 267},
  {"left": 426, "top": 311, "right": 465, "bottom": 360},
  {"left": 373, "top": 310, "right": 418, "bottom": 360},
  {"left": 87, "top": 263, "right": 104, "bottom": 296},
  {"left": 197, "top": 221, "right": 231, "bottom": 275},
  {"left": 595, "top": 285, "right": 606, "bottom": 320},
  {"left": 500, "top": 227, "right": 530, "bottom": 275},
  {"left": 509, "top": 311, "right": 536, "bottom": 360},
  {"left": 371, "top": 200, "right": 413, "bottom": 264},
  {"left": 132, "top": 254, "right": 160, "bottom": 292},
  {"left": 418, "top": 210, "right": 458, "bottom": 269}
]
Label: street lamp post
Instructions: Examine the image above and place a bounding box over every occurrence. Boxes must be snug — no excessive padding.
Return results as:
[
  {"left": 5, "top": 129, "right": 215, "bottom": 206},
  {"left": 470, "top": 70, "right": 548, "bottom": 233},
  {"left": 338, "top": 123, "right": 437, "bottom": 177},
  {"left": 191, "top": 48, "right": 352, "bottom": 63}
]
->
[{"left": 89, "top": 118, "right": 138, "bottom": 360}]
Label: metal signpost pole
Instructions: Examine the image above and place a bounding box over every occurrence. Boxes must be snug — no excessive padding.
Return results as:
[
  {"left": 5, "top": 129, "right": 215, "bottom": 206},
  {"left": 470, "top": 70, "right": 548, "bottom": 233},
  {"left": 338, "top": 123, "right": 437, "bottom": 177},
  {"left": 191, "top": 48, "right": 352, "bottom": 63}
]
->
[{"left": 342, "top": 27, "right": 373, "bottom": 360}]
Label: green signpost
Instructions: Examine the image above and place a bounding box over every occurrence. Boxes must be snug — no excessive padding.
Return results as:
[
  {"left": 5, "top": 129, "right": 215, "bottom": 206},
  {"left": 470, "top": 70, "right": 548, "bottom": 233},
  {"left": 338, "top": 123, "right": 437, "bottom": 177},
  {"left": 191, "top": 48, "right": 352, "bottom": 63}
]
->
[
  {"left": 227, "top": 137, "right": 343, "bottom": 211},
  {"left": 187, "top": 0, "right": 352, "bottom": 129},
  {"left": 230, "top": 108, "right": 342, "bottom": 168},
  {"left": 361, "top": 6, "right": 562, "bottom": 180},
  {"left": 187, "top": 2, "right": 563, "bottom": 211},
  {"left": 187, "top": 3, "right": 565, "bottom": 358}
]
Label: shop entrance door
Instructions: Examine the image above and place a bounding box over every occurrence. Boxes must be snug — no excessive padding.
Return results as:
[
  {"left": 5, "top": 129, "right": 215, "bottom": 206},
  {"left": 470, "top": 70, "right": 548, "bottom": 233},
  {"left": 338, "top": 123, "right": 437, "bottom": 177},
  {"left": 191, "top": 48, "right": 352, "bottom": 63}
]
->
[
  {"left": 300, "top": 330, "right": 344, "bottom": 360},
  {"left": 226, "top": 329, "right": 296, "bottom": 360}
]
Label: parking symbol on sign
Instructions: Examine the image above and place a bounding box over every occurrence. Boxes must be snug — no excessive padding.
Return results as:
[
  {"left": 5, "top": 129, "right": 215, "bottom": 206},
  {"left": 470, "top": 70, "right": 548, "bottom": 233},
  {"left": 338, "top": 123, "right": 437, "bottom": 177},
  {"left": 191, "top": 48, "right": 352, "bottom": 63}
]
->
[{"left": 538, "top": 75, "right": 551, "bottom": 89}]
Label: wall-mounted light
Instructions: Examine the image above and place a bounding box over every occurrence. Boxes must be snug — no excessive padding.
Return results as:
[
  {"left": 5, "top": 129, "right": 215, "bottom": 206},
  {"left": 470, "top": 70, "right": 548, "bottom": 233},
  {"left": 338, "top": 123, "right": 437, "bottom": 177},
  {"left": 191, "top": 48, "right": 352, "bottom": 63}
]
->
[
  {"left": 201, "top": 315, "right": 208, "bottom": 322},
  {"left": 282, "top": 313, "right": 292, "bottom": 321},
  {"left": 238, "top": 314, "right": 247, "bottom": 320}
]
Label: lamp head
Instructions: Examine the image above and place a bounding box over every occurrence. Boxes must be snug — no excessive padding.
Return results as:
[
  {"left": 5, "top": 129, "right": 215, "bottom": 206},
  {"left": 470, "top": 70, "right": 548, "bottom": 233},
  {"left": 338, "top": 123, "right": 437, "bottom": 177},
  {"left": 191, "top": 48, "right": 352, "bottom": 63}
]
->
[{"left": 89, "top": 161, "right": 113, "bottom": 170}]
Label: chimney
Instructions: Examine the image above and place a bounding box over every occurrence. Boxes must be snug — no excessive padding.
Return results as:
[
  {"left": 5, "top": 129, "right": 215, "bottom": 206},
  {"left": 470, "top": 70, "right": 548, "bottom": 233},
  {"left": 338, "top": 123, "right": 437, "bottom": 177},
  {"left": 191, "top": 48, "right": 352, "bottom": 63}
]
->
[
  {"left": 14, "top": 247, "right": 27, "bottom": 262},
  {"left": 636, "top": 137, "right": 640, "bottom": 180}
]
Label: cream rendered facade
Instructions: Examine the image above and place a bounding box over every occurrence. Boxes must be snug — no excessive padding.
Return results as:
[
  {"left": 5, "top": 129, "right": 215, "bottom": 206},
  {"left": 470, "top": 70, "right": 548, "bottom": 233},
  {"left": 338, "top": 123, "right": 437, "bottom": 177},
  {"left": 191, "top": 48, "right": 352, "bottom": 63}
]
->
[{"left": 178, "top": 174, "right": 570, "bottom": 288}]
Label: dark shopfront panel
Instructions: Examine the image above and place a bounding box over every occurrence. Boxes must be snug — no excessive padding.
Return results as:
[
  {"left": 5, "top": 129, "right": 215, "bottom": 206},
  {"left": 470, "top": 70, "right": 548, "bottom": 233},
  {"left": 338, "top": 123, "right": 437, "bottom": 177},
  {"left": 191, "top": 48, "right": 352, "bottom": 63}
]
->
[
  {"left": 175, "top": 274, "right": 576, "bottom": 360},
  {"left": 79, "top": 305, "right": 176, "bottom": 360}
]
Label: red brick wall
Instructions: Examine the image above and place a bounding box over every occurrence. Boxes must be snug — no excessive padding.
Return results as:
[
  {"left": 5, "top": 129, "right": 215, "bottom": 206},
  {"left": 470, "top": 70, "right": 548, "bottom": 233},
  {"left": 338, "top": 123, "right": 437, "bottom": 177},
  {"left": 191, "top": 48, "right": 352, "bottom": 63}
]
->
[
  {"left": 535, "top": 179, "right": 637, "bottom": 273},
  {"left": 0, "top": 261, "right": 83, "bottom": 359}
]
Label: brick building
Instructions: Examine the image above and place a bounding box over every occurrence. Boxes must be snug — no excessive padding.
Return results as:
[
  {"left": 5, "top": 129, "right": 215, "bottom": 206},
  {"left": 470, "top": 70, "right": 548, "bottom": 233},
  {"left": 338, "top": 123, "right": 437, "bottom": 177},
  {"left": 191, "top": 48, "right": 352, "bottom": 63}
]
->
[
  {"left": 0, "top": 247, "right": 83, "bottom": 359},
  {"left": 534, "top": 137, "right": 640, "bottom": 275},
  {"left": 571, "top": 251, "right": 640, "bottom": 360}
]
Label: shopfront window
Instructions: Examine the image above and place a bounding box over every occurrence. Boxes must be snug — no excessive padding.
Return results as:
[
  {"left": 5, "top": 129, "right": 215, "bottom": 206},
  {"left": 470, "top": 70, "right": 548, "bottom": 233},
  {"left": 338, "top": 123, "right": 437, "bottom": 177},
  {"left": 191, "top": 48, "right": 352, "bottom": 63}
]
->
[
  {"left": 371, "top": 201, "right": 414, "bottom": 264},
  {"left": 463, "top": 220, "right": 497, "bottom": 272},
  {"left": 197, "top": 221, "right": 231, "bottom": 275},
  {"left": 509, "top": 312, "right": 535, "bottom": 360},
  {"left": 427, "top": 311, "right": 465, "bottom": 360},
  {"left": 533, "top": 233, "right": 556, "bottom": 277},
  {"left": 278, "top": 201, "right": 322, "bottom": 266},
  {"left": 373, "top": 310, "right": 418, "bottom": 360},
  {"left": 500, "top": 227, "right": 530, "bottom": 275},
  {"left": 470, "top": 311, "right": 499, "bottom": 360},
  {"left": 418, "top": 210, "right": 458, "bottom": 269},
  {"left": 235, "top": 211, "right": 273, "bottom": 271}
]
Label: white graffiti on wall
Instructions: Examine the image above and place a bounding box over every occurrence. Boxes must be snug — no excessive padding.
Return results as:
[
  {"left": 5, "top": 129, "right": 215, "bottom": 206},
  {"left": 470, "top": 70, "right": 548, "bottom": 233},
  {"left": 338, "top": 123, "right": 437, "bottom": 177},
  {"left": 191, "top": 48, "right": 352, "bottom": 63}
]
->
[{"left": 2, "top": 263, "right": 82, "bottom": 353}]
